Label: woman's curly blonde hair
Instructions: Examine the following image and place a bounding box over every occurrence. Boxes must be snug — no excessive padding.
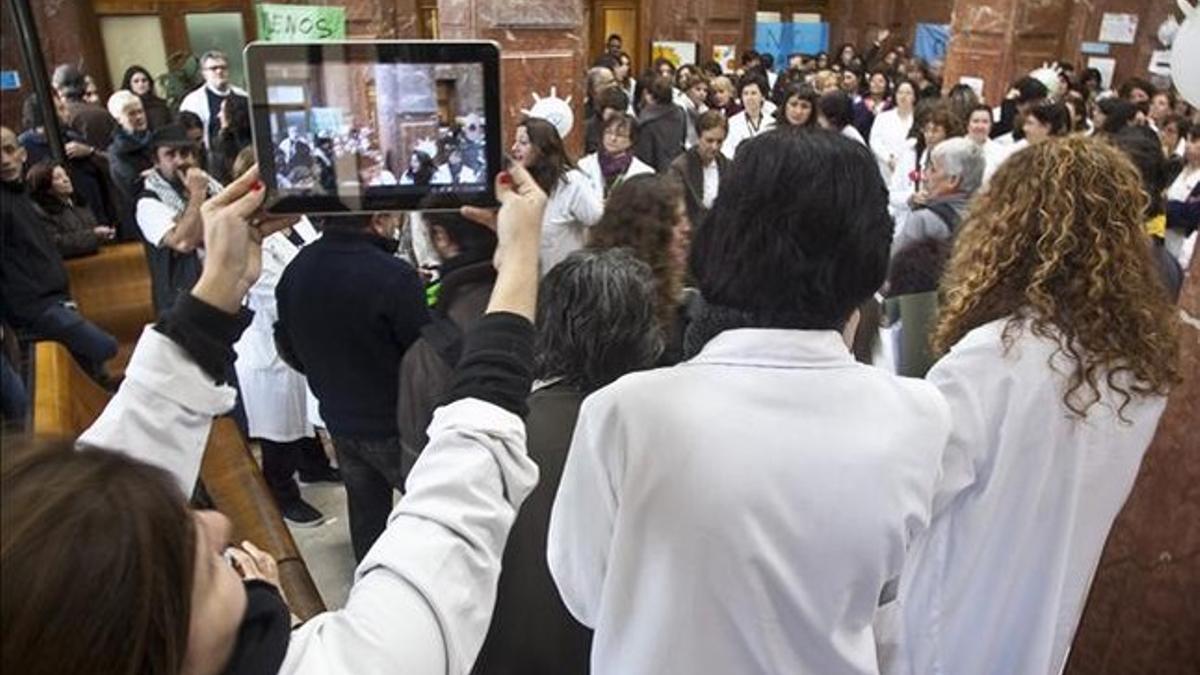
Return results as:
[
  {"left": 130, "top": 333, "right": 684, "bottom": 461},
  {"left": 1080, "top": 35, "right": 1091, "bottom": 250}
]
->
[{"left": 933, "top": 135, "right": 1180, "bottom": 418}]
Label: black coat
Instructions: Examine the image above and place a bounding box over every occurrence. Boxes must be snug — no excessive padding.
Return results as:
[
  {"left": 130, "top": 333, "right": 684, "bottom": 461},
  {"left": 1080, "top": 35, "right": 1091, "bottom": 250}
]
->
[
  {"left": 471, "top": 382, "right": 592, "bottom": 675},
  {"left": 668, "top": 147, "right": 729, "bottom": 228},
  {"left": 0, "top": 180, "right": 70, "bottom": 326},
  {"left": 634, "top": 102, "right": 687, "bottom": 173},
  {"left": 275, "top": 229, "right": 430, "bottom": 439}
]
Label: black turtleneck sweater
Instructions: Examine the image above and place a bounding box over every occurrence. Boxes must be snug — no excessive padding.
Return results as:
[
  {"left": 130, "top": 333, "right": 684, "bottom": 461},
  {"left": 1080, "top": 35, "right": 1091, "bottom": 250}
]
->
[
  {"left": 0, "top": 180, "right": 70, "bottom": 326},
  {"left": 274, "top": 228, "right": 430, "bottom": 439}
]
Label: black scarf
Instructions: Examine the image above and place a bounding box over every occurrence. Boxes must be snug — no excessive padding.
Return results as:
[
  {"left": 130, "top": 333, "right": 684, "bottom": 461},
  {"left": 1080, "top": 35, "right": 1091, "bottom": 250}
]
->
[{"left": 220, "top": 580, "right": 292, "bottom": 675}]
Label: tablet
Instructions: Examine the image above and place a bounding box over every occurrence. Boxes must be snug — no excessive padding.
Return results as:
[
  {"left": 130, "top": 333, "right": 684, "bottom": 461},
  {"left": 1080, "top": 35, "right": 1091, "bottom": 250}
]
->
[{"left": 244, "top": 40, "right": 503, "bottom": 214}]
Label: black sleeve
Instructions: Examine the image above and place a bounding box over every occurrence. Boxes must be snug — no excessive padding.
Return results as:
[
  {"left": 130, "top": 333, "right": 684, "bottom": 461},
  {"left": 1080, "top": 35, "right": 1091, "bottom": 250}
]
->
[
  {"left": 443, "top": 312, "right": 535, "bottom": 417},
  {"left": 153, "top": 293, "right": 253, "bottom": 383}
]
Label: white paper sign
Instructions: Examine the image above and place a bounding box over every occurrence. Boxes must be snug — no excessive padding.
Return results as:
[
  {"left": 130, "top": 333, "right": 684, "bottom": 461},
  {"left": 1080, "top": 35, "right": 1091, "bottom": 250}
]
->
[
  {"left": 958, "top": 76, "right": 985, "bottom": 99},
  {"left": 1149, "top": 49, "right": 1173, "bottom": 76},
  {"left": 1099, "top": 13, "right": 1138, "bottom": 44},
  {"left": 1087, "top": 57, "right": 1117, "bottom": 89}
]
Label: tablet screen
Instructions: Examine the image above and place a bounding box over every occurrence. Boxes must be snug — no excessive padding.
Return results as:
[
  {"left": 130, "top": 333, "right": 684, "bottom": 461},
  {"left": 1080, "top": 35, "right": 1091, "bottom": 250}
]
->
[{"left": 245, "top": 41, "right": 502, "bottom": 214}]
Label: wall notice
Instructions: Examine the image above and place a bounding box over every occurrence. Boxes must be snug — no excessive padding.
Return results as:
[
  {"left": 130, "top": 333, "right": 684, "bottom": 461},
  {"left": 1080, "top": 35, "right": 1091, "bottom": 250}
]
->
[
  {"left": 1098, "top": 13, "right": 1138, "bottom": 44},
  {"left": 257, "top": 3, "right": 347, "bottom": 42}
]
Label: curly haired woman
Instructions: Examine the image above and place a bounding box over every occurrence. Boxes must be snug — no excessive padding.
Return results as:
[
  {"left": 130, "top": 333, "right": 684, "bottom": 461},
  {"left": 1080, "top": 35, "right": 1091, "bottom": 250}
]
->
[
  {"left": 891, "top": 136, "right": 1180, "bottom": 675},
  {"left": 587, "top": 173, "right": 692, "bottom": 363}
]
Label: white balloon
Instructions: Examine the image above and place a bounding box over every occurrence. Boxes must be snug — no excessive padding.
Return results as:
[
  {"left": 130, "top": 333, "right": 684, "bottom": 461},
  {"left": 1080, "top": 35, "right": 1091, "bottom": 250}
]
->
[{"left": 1172, "top": 0, "right": 1200, "bottom": 106}]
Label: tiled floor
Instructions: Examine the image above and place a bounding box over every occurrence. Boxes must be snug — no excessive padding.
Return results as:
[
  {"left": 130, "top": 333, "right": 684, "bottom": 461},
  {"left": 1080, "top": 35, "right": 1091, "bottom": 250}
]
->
[{"left": 287, "top": 482, "right": 358, "bottom": 610}]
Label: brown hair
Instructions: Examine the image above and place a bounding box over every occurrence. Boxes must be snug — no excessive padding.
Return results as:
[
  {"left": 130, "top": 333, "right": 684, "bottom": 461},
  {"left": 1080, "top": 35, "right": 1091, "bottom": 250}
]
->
[
  {"left": 1, "top": 438, "right": 196, "bottom": 675},
  {"left": 697, "top": 109, "right": 729, "bottom": 134},
  {"left": 519, "top": 117, "right": 576, "bottom": 195},
  {"left": 933, "top": 136, "right": 1180, "bottom": 418},
  {"left": 924, "top": 102, "right": 965, "bottom": 137},
  {"left": 588, "top": 173, "right": 686, "bottom": 336}
]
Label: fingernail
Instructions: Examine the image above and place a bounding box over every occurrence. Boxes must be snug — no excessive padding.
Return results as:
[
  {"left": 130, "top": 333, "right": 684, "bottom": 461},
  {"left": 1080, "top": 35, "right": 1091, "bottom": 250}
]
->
[
  {"left": 498, "top": 172, "right": 513, "bottom": 186},
  {"left": 251, "top": 180, "right": 264, "bottom": 191}
]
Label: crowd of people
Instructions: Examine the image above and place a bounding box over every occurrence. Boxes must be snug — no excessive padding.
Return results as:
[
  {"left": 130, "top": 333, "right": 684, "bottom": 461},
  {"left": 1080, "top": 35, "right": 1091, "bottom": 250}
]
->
[{"left": 1, "top": 27, "right": 1198, "bottom": 675}]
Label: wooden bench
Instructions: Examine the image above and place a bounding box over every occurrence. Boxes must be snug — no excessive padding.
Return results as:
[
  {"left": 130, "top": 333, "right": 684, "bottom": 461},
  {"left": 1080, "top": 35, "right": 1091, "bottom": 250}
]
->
[
  {"left": 64, "top": 242, "right": 157, "bottom": 377},
  {"left": 31, "top": 340, "right": 326, "bottom": 619}
]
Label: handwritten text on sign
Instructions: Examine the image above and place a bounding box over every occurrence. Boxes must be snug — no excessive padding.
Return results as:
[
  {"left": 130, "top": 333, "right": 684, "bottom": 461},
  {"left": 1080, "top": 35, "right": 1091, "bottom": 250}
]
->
[{"left": 257, "top": 3, "right": 347, "bottom": 42}]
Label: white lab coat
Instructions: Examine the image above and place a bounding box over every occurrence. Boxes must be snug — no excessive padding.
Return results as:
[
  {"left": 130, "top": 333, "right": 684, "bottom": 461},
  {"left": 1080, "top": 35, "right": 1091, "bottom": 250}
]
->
[
  {"left": 431, "top": 163, "right": 479, "bottom": 185},
  {"left": 721, "top": 106, "right": 777, "bottom": 159},
  {"left": 233, "top": 219, "right": 320, "bottom": 441},
  {"left": 79, "top": 325, "right": 539, "bottom": 675},
  {"left": 869, "top": 108, "right": 914, "bottom": 183},
  {"left": 548, "top": 329, "right": 951, "bottom": 675},
  {"left": 178, "top": 83, "right": 249, "bottom": 149},
  {"left": 887, "top": 142, "right": 924, "bottom": 239},
  {"left": 576, "top": 152, "right": 655, "bottom": 200},
  {"left": 888, "top": 318, "right": 1167, "bottom": 675},
  {"left": 538, "top": 169, "right": 604, "bottom": 275}
]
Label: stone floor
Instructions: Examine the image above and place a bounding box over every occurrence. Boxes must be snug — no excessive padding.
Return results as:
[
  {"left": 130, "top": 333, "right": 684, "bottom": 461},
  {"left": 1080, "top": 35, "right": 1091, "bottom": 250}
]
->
[{"left": 287, "top": 481, "right": 358, "bottom": 610}]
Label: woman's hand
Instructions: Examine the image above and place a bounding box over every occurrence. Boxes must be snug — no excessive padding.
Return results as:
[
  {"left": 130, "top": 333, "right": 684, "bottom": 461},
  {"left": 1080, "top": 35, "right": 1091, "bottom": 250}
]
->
[
  {"left": 227, "top": 541, "right": 282, "bottom": 588},
  {"left": 191, "top": 165, "right": 295, "bottom": 313},
  {"left": 93, "top": 225, "right": 116, "bottom": 240},
  {"left": 64, "top": 141, "right": 93, "bottom": 159}
]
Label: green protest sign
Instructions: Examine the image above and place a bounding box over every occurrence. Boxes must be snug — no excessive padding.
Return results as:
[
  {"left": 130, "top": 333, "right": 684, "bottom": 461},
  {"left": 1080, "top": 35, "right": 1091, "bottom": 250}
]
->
[{"left": 257, "top": 3, "right": 347, "bottom": 42}]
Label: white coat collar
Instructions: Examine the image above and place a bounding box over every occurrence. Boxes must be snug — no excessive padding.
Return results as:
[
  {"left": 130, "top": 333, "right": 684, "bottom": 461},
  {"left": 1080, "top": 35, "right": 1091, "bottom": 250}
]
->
[{"left": 688, "top": 328, "right": 855, "bottom": 369}]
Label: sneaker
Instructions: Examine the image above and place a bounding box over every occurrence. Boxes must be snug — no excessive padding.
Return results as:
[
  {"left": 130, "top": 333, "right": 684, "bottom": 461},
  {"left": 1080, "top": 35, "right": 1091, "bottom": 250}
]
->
[
  {"left": 298, "top": 466, "right": 342, "bottom": 485},
  {"left": 281, "top": 499, "right": 326, "bottom": 528}
]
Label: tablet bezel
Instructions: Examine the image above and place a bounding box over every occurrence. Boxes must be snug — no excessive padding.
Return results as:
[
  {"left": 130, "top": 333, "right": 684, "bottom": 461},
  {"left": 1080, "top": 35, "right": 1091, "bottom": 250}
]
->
[{"left": 244, "top": 40, "right": 503, "bottom": 214}]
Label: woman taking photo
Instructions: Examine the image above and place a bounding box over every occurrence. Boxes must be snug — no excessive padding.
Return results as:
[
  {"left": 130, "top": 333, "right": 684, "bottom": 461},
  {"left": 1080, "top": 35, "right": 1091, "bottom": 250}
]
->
[
  {"left": 774, "top": 83, "right": 819, "bottom": 128},
  {"left": 577, "top": 112, "right": 655, "bottom": 200},
  {"left": 895, "top": 136, "right": 1180, "bottom": 675},
  {"left": 2, "top": 161, "right": 554, "bottom": 675},
  {"left": 400, "top": 150, "right": 437, "bottom": 185},
  {"left": 511, "top": 117, "right": 603, "bottom": 274},
  {"left": 588, "top": 173, "right": 693, "bottom": 364},
  {"left": 26, "top": 160, "right": 114, "bottom": 258}
]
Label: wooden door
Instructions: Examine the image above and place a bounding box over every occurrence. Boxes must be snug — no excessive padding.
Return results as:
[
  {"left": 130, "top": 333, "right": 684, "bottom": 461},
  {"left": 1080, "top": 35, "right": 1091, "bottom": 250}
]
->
[{"left": 592, "top": 0, "right": 639, "bottom": 70}]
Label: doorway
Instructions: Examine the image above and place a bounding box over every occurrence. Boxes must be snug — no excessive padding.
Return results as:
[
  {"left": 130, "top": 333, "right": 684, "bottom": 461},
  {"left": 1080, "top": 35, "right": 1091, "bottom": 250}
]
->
[{"left": 591, "top": 0, "right": 639, "bottom": 70}]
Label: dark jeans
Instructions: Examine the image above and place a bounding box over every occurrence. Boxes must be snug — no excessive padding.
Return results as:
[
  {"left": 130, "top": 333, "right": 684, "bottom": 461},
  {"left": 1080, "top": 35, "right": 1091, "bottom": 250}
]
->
[
  {"left": 259, "top": 436, "right": 332, "bottom": 507},
  {"left": 332, "top": 435, "right": 405, "bottom": 562},
  {"left": 1, "top": 354, "right": 28, "bottom": 426},
  {"left": 28, "top": 302, "right": 117, "bottom": 378}
]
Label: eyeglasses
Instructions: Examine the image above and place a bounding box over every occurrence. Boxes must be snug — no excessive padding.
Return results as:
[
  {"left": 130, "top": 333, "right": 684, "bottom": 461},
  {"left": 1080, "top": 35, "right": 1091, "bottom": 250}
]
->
[
  {"left": 206, "top": 64, "right": 229, "bottom": 72},
  {"left": 603, "top": 129, "right": 631, "bottom": 140}
]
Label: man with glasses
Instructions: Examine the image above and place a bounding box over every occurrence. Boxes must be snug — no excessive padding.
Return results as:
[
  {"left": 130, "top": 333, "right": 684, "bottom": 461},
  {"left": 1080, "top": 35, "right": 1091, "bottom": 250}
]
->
[{"left": 179, "top": 50, "right": 248, "bottom": 151}]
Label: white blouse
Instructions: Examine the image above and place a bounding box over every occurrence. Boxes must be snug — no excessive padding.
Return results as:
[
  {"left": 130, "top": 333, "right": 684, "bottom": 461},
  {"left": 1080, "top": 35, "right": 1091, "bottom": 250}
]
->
[
  {"left": 721, "top": 105, "right": 777, "bottom": 159},
  {"left": 869, "top": 108, "right": 914, "bottom": 183},
  {"left": 889, "top": 318, "right": 1167, "bottom": 675},
  {"left": 538, "top": 169, "right": 604, "bottom": 275}
]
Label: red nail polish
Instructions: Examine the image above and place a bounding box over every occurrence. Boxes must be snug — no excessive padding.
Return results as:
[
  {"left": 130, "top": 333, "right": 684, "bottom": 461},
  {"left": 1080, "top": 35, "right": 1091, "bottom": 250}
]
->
[
  {"left": 498, "top": 172, "right": 513, "bottom": 186},
  {"left": 251, "top": 180, "right": 264, "bottom": 191}
]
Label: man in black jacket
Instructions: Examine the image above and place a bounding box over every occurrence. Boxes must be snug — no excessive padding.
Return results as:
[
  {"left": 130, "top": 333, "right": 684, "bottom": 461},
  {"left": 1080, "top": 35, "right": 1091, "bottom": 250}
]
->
[
  {"left": 635, "top": 75, "right": 687, "bottom": 172},
  {"left": 669, "top": 110, "right": 730, "bottom": 228},
  {"left": 0, "top": 126, "right": 116, "bottom": 380},
  {"left": 275, "top": 212, "right": 430, "bottom": 562},
  {"left": 397, "top": 208, "right": 498, "bottom": 461}
]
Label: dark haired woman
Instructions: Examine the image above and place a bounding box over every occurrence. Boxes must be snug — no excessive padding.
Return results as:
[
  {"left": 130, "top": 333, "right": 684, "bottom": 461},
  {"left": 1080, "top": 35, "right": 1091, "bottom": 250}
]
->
[
  {"left": 721, "top": 75, "right": 775, "bottom": 158},
  {"left": 1021, "top": 101, "right": 1070, "bottom": 145},
  {"left": 26, "top": 160, "right": 114, "bottom": 258},
  {"left": 588, "top": 173, "right": 693, "bottom": 363},
  {"left": 869, "top": 79, "right": 916, "bottom": 182},
  {"left": 400, "top": 150, "right": 436, "bottom": 185},
  {"left": 578, "top": 113, "right": 655, "bottom": 199},
  {"left": 897, "top": 135, "right": 1180, "bottom": 675},
  {"left": 549, "top": 128, "right": 952, "bottom": 674},
  {"left": 209, "top": 95, "right": 253, "bottom": 184},
  {"left": 863, "top": 69, "right": 892, "bottom": 115},
  {"left": 121, "top": 64, "right": 172, "bottom": 130},
  {"left": 473, "top": 248, "right": 661, "bottom": 674},
  {"left": 775, "top": 83, "right": 818, "bottom": 128},
  {"left": 1093, "top": 97, "right": 1138, "bottom": 135},
  {"left": 511, "top": 117, "right": 603, "bottom": 273},
  {"left": 2, "top": 162, "right": 555, "bottom": 675}
]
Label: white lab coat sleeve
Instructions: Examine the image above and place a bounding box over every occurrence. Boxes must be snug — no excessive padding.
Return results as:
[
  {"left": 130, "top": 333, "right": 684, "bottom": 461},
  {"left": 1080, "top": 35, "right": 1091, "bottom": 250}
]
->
[
  {"left": 77, "top": 326, "right": 239, "bottom": 494},
  {"left": 569, "top": 174, "right": 604, "bottom": 228},
  {"left": 546, "top": 390, "right": 623, "bottom": 628},
  {"left": 923, "top": 338, "right": 995, "bottom": 517},
  {"left": 282, "top": 398, "right": 539, "bottom": 675}
]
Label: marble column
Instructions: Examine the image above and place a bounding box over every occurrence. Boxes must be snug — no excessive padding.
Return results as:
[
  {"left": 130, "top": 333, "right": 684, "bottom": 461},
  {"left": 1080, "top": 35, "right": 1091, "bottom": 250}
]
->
[
  {"left": 1065, "top": 252, "right": 1200, "bottom": 673},
  {"left": 437, "top": 0, "right": 589, "bottom": 154}
]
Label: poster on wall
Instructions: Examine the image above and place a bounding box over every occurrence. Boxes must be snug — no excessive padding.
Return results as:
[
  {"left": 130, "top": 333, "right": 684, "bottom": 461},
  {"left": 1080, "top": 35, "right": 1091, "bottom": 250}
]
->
[
  {"left": 1086, "top": 56, "right": 1117, "bottom": 89},
  {"left": 257, "top": 3, "right": 347, "bottom": 42},
  {"left": 1098, "top": 12, "right": 1138, "bottom": 44},
  {"left": 713, "top": 45, "right": 737, "bottom": 74},
  {"left": 652, "top": 41, "right": 698, "bottom": 68}
]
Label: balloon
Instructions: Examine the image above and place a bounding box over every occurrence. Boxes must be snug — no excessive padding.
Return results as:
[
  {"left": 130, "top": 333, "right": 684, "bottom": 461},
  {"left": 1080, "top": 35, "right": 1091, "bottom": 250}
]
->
[{"left": 1172, "top": 0, "right": 1200, "bottom": 106}]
